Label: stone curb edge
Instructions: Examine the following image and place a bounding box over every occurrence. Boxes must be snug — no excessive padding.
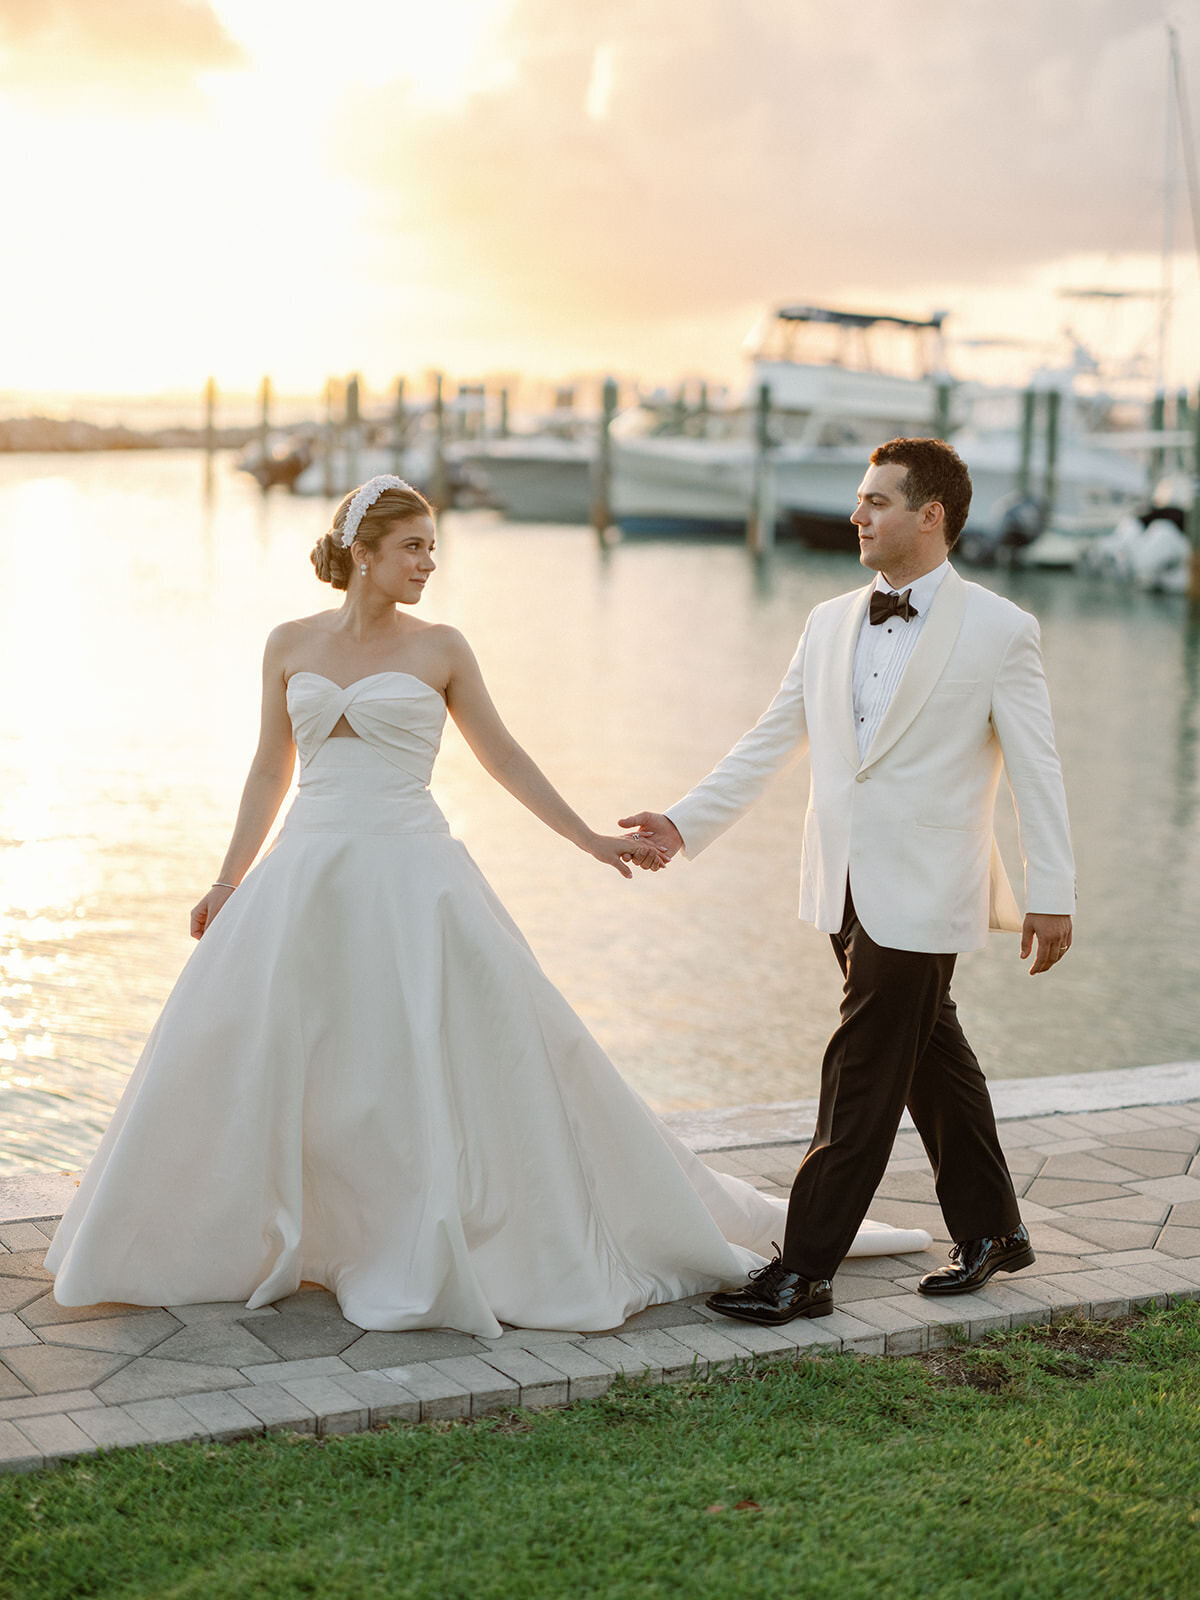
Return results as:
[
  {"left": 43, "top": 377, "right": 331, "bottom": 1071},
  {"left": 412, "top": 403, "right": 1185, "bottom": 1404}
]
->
[
  {"left": 2, "top": 1284, "right": 1196, "bottom": 1475},
  {"left": 663, "top": 1061, "right": 1200, "bottom": 1152}
]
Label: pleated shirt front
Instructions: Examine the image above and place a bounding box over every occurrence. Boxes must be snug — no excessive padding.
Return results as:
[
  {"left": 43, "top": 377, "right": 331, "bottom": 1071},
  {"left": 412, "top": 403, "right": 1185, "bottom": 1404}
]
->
[{"left": 852, "top": 560, "right": 951, "bottom": 759}]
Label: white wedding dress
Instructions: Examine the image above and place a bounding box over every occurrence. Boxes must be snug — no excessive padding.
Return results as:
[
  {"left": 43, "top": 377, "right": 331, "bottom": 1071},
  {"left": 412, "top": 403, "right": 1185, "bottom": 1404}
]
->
[{"left": 47, "top": 672, "right": 930, "bottom": 1335}]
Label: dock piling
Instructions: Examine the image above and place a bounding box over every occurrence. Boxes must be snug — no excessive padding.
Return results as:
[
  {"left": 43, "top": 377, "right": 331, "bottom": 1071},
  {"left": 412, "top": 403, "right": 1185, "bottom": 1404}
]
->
[
  {"left": 1151, "top": 392, "right": 1166, "bottom": 487},
  {"left": 1188, "top": 383, "right": 1200, "bottom": 601},
  {"left": 933, "top": 381, "right": 953, "bottom": 439},
  {"left": 1042, "top": 389, "right": 1061, "bottom": 522},
  {"left": 391, "top": 378, "right": 407, "bottom": 477},
  {"left": 747, "top": 382, "right": 776, "bottom": 555},
  {"left": 429, "top": 374, "right": 449, "bottom": 511},
  {"left": 1017, "top": 388, "right": 1036, "bottom": 498},
  {"left": 1177, "top": 389, "right": 1191, "bottom": 469},
  {"left": 202, "top": 377, "right": 217, "bottom": 500},
  {"left": 590, "top": 377, "right": 617, "bottom": 537},
  {"left": 203, "top": 377, "right": 216, "bottom": 455},
  {"left": 257, "top": 376, "right": 271, "bottom": 469},
  {"left": 345, "top": 374, "right": 362, "bottom": 492},
  {"left": 322, "top": 378, "right": 338, "bottom": 497}
]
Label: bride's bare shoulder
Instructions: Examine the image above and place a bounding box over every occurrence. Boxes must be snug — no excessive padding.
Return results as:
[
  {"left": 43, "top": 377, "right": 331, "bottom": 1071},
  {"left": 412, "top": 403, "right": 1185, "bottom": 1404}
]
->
[
  {"left": 407, "top": 618, "right": 464, "bottom": 643},
  {"left": 267, "top": 613, "right": 340, "bottom": 646},
  {"left": 261, "top": 615, "right": 339, "bottom": 674},
  {"left": 415, "top": 621, "right": 474, "bottom": 664}
]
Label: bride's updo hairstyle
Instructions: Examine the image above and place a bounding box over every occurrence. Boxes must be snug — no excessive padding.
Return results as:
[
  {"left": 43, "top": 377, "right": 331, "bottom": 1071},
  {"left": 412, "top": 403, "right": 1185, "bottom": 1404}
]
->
[{"left": 310, "top": 481, "right": 434, "bottom": 590}]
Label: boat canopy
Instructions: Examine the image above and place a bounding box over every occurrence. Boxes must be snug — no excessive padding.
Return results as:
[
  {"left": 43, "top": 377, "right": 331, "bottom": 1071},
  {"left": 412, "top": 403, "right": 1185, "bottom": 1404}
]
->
[
  {"left": 748, "top": 303, "right": 951, "bottom": 381},
  {"left": 774, "top": 305, "right": 947, "bottom": 331}
]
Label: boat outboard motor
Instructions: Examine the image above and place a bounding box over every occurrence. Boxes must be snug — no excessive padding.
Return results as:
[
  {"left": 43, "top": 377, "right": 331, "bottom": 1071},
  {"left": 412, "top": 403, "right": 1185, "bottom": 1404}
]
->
[{"left": 994, "top": 492, "right": 1044, "bottom": 550}]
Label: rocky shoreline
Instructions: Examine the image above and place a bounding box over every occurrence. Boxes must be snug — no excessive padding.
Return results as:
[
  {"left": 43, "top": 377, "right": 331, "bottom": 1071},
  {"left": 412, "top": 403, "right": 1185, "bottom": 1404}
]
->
[{"left": 0, "top": 416, "right": 259, "bottom": 452}]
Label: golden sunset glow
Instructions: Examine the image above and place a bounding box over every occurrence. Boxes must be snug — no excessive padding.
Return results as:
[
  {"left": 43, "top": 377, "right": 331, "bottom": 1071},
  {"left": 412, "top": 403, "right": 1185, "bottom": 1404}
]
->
[{"left": 2, "top": 0, "right": 1198, "bottom": 399}]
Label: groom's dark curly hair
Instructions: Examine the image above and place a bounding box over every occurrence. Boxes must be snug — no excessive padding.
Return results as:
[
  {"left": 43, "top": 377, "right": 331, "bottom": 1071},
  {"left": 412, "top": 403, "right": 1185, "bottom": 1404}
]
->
[{"left": 870, "top": 437, "right": 973, "bottom": 550}]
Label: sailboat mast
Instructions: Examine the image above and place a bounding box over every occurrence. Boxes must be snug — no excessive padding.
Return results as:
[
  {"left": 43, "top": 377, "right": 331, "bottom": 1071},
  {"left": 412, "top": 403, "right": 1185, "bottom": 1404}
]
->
[
  {"left": 1167, "top": 24, "right": 1200, "bottom": 269},
  {"left": 1157, "top": 27, "right": 1179, "bottom": 402}
]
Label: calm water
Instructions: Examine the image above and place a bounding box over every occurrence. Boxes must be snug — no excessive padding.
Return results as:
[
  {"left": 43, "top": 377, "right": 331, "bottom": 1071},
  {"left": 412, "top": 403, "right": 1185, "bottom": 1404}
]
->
[{"left": 1, "top": 451, "right": 1197, "bottom": 1174}]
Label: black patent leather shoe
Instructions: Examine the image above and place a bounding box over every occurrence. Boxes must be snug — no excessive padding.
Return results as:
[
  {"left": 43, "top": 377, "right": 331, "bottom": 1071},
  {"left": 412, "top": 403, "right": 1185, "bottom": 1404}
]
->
[
  {"left": 706, "top": 1249, "right": 833, "bottom": 1325},
  {"left": 917, "top": 1224, "right": 1036, "bottom": 1296}
]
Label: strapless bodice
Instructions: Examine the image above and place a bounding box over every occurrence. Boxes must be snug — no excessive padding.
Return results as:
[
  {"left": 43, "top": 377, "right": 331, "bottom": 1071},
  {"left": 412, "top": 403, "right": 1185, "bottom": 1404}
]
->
[
  {"left": 282, "top": 672, "right": 450, "bottom": 837},
  {"left": 287, "top": 672, "right": 446, "bottom": 782}
]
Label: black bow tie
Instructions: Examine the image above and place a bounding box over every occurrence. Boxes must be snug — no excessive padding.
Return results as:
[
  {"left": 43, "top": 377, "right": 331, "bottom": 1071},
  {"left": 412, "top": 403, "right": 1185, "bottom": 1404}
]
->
[{"left": 870, "top": 588, "right": 918, "bottom": 625}]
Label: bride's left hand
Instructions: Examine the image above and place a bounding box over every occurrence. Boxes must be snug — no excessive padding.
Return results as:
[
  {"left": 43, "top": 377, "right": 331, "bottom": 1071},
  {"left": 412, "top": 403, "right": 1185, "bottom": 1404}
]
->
[
  {"left": 585, "top": 831, "right": 669, "bottom": 878},
  {"left": 189, "top": 883, "right": 235, "bottom": 939}
]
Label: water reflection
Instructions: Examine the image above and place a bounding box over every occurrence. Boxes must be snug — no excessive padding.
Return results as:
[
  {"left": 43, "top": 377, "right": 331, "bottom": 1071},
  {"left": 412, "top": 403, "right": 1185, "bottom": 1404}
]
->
[{"left": 0, "top": 450, "right": 1197, "bottom": 1173}]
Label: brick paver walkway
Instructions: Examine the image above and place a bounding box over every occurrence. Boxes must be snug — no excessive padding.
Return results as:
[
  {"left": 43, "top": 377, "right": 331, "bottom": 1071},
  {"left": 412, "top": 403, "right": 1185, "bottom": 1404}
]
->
[{"left": 3, "top": 1093, "right": 1200, "bottom": 1472}]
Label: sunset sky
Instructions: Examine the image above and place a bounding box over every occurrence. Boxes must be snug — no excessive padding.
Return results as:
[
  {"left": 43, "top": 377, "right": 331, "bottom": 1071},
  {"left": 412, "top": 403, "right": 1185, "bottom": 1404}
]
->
[{"left": 4, "top": 0, "right": 1199, "bottom": 403}]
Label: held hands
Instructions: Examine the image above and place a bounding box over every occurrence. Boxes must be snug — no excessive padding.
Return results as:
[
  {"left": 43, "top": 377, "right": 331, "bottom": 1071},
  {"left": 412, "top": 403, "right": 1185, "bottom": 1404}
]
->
[
  {"left": 616, "top": 812, "right": 685, "bottom": 863},
  {"left": 585, "top": 831, "right": 669, "bottom": 879},
  {"left": 190, "top": 884, "right": 236, "bottom": 940},
  {"left": 582, "top": 809, "right": 683, "bottom": 878},
  {"left": 584, "top": 831, "right": 668, "bottom": 878},
  {"left": 1021, "top": 913, "right": 1072, "bottom": 975}
]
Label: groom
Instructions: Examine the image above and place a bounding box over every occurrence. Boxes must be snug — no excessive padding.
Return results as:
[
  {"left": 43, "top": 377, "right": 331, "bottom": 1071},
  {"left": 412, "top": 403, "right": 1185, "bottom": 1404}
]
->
[{"left": 622, "top": 437, "right": 1075, "bottom": 1324}]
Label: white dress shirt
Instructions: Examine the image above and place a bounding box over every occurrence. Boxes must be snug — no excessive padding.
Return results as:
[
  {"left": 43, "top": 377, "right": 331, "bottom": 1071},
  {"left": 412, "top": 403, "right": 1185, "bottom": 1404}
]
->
[{"left": 852, "top": 561, "right": 950, "bottom": 758}]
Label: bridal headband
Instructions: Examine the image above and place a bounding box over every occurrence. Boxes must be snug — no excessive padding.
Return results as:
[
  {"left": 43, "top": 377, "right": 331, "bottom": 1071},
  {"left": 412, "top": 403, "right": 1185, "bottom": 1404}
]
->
[{"left": 339, "top": 475, "right": 415, "bottom": 548}]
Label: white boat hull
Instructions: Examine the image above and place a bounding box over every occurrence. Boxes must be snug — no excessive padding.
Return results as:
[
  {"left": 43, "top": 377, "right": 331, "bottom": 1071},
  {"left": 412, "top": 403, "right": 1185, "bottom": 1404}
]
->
[
  {"left": 611, "top": 431, "right": 1146, "bottom": 542},
  {"left": 611, "top": 437, "right": 752, "bottom": 529},
  {"left": 459, "top": 440, "right": 592, "bottom": 522},
  {"left": 292, "top": 444, "right": 435, "bottom": 498}
]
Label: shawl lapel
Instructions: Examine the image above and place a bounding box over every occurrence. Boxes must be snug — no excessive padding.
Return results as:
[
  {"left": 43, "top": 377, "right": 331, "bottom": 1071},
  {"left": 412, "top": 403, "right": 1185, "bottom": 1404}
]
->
[{"left": 831, "top": 583, "right": 874, "bottom": 772}]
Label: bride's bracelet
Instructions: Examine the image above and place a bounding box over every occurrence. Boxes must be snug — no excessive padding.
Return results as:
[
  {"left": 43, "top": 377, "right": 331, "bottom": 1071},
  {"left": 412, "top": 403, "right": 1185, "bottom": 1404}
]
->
[{"left": 211, "top": 881, "right": 238, "bottom": 890}]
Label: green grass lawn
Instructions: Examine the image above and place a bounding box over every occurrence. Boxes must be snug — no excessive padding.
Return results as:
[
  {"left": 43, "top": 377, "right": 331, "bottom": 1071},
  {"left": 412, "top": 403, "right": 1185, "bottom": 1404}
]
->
[{"left": 4, "top": 1303, "right": 1200, "bottom": 1600}]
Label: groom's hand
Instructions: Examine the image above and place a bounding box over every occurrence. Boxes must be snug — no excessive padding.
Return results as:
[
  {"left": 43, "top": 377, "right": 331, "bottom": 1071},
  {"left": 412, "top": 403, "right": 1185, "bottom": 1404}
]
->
[
  {"left": 1022, "top": 913, "right": 1072, "bottom": 975},
  {"left": 617, "top": 812, "right": 684, "bottom": 863}
]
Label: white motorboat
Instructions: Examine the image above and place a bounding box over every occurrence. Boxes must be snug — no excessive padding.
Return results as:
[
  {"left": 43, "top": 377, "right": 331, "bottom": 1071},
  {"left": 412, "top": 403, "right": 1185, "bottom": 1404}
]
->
[
  {"left": 454, "top": 388, "right": 601, "bottom": 522},
  {"left": 455, "top": 433, "right": 594, "bottom": 522},
  {"left": 610, "top": 305, "right": 1148, "bottom": 546},
  {"left": 611, "top": 305, "right": 960, "bottom": 536},
  {"left": 292, "top": 442, "right": 434, "bottom": 498},
  {"left": 1077, "top": 473, "right": 1194, "bottom": 588}
]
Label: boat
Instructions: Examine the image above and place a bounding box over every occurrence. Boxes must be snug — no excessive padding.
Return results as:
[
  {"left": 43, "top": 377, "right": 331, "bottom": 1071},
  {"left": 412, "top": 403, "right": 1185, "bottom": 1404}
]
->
[
  {"left": 236, "top": 431, "right": 315, "bottom": 491},
  {"left": 456, "top": 389, "right": 596, "bottom": 522},
  {"left": 939, "top": 381, "right": 1148, "bottom": 565},
  {"left": 1077, "top": 475, "right": 1194, "bottom": 589},
  {"left": 609, "top": 305, "right": 1147, "bottom": 548},
  {"left": 292, "top": 442, "right": 432, "bottom": 498},
  {"left": 455, "top": 434, "right": 593, "bottom": 522},
  {"left": 611, "top": 306, "right": 960, "bottom": 537}
]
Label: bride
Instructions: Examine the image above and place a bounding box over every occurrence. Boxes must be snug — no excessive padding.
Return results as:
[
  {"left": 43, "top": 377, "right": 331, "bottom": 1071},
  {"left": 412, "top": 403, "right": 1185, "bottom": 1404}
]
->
[{"left": 47, "top": 476, "right": 929, "bottom": 1336}]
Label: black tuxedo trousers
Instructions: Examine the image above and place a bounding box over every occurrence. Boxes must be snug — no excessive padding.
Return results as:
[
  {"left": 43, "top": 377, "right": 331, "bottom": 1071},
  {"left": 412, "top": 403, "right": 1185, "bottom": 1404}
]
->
[{"left": 781, "top": 883, "right": 1022, "bottom": 1280}]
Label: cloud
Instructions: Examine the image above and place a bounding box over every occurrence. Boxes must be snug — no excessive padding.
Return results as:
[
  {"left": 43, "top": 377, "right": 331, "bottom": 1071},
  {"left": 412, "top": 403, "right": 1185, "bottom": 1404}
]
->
[
  {"left": 331, "top": 0, "right": 1196, "bottom": 332},
  {"left": 0, "top": 0, "right": 245, "bottom": 109}
]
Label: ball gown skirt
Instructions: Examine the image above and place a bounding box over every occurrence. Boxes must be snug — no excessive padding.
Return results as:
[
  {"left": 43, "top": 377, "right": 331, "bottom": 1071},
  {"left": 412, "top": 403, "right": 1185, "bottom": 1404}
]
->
[{"left": 46, "top": 673, "right": 930, "bottom": 1336}]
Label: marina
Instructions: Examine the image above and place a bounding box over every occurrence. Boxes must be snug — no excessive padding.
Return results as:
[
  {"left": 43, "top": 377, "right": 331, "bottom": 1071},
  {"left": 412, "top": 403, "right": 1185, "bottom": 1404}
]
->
[
  {"left": 608, "top": 306, "right": 1154, "bottom": 552},
  {"left": 211, "top": 292, "right": 1199, "bottom": 583}
]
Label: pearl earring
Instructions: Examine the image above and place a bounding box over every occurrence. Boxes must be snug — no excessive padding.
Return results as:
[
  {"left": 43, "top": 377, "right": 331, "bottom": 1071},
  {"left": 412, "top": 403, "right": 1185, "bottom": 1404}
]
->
[{"left": 361, "top": 564, "right": 367, "bottom": 576}]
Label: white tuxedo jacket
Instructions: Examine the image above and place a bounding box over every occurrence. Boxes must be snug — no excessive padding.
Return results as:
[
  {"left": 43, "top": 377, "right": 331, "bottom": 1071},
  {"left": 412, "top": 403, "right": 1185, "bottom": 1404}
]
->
[{"left": 666, "top": 565, "right": 1075, "bottom": 954}]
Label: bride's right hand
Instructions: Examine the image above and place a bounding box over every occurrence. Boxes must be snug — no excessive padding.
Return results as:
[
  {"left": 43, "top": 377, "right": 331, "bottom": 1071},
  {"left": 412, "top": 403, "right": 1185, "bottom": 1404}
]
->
[
  {"left": 190, "top": 884, "right": 236, "bottom": 940},
  {"left": 585, "top": 832, "right": 668, "bottom": 879}
]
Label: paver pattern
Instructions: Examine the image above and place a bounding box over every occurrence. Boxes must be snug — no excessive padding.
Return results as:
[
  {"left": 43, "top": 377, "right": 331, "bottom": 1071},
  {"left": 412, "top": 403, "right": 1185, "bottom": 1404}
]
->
[{"left": 3, "top": 1097, "right": 1200, "bottom": 1471}]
